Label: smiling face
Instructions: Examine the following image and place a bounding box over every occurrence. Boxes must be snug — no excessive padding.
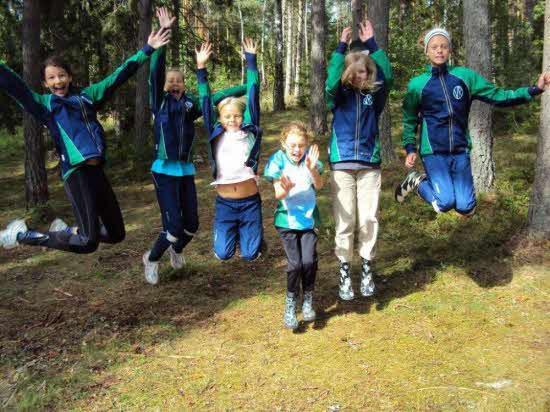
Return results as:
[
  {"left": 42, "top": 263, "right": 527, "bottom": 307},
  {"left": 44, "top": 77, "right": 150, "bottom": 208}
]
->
[
  {"left": 284, "top": 132, "right": 308, "bottom": 163},
  {"left": 43, "top": 65, "right": 72, "bottom": 97},
  {"left": 426, "top": 35, "right": 451, "bottom": 66},
  {"left": 351, "top": 66, "right": 369, "bottom": 89},
  {"left": 164, "top": 70, "right": 185, "bottom": 99},
  {"left": 219, "top": 104, "right": 243, "bottom": 132}
]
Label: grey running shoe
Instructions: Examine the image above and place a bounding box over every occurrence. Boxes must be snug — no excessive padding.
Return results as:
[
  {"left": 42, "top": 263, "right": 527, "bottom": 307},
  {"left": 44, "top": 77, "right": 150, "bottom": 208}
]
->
[
  {"left": 360, "top": 259, "right": 375, "bottom": 297},
  {"left": 0, "top": 219, "right": 28, "bottom": 249},
  {"left": 302, "top": 291, "right": 316, "bottom": 322},
  {"left": 338, "top": 262, "right": 354, "bottom": 301},
  {"left": 283, "top": 292, "right": 299, "bottom": 330},
  {"left": 142, "top": 251, "right": 160, "bottom": 285},
  {"left": 168, "top": 245, "right": 185, "bottom": 269},
  {"left": 395, "top": 170, "right": 426, "bottom": 203}
]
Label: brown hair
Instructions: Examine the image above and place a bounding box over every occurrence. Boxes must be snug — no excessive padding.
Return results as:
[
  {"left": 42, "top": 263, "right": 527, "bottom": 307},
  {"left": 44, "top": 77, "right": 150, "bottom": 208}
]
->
[
  {"left": 341, "top": 51, "right": 379, "bottom": 91},
  {"left": 279, "top": 121, "right": 313, "bottom": 149},
  {"left": 41, "top": 56, "right": 73, "bottom": 80}
]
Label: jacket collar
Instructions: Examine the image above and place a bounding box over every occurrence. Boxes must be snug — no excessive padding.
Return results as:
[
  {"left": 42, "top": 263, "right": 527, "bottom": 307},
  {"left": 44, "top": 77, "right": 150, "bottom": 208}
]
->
[{"left": 429, "top": 63, "right": 449, "bottom": 75}]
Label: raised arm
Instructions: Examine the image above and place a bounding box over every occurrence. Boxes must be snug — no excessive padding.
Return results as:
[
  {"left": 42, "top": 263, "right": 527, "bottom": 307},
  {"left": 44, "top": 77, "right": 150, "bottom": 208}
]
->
[
  {"left": 195, "top": 42, "right": 217, "bottom": 134},
  {"left": 461, "top": 67, "right": 549, "bottom": 107},
  {"left": 242, "top": 38, "right": 260, "bottom": 127},
  {"left": 358, "top": 20, "right": 393, "bottom": 90},
  {"left": 325, "top": 27, "right": 350, "bottom": 110},
  {"left": 0, "top": 63, "right": 49, "bottom": 122},
  {"left": 83, "top": 28, "right": 171, "bottom": 106}
]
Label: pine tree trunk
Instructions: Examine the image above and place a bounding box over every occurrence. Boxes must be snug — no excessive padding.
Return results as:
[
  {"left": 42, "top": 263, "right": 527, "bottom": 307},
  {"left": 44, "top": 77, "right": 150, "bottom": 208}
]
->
[
  {"left": 23, "top": 0, "right": 49, "bottom": 208},
  {"left": 284, "top": 0, "right": 294, "bottom": 97},
  {"left": 309, "top": 0, "right": 327, "bottom": 135},
  {"left": 294, "top": 0, "right": 304, "bottom": 100},
  {"left": 464, "top": 0, "right": 495, "bottom": 193},
  {"left": 527, "top": 0, "right": 550, "bottom": 238},
  {"left": 273, "top": 0, "right": 286, "bottom": 111},
  {"left": 367, "top": 0, "right": 394, "bottom": 163},
  {"left": 260, "top": 0, "right": 267, "bottom": 88},
  {"left": 134, "top": 0, "right": 152, "bottom": 157},
  {"left": 351, "top": 0, "right": 363, "bottom": 40},
  {"left": 171, "top": 0, "right": 180, "bottom": 66},
  {"left": 238, "top": 4, "right": 245, "bottom": 83}
]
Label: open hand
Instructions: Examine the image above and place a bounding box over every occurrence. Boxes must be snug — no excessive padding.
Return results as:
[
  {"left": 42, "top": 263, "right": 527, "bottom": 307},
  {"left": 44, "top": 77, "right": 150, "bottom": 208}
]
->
[
  {"left": 195, "top": 42, "right": 213, "bottom": 69},
  {"left": 305, "top": 144, "right": 319, "bottom": 171},
  {"left": 147, "top": 27, "right": 171, "bottom": 49},
  {"left": 340, "top": 27, "right": 352, "bottom": 44},
  {"left": 156, "top": 7, "right": 175, "bottom": 29},
  {"left": 536, "top": 72, "right": 550, "bottom": 90},
  {"left": 358, "top": 20, "right": 374, "bottom": 42},
  {"left": 243, "top": 37, "right": 257, "bottom": 55},
  {"left": 279, "top": 175, "right": 295, "bottom": 194}
]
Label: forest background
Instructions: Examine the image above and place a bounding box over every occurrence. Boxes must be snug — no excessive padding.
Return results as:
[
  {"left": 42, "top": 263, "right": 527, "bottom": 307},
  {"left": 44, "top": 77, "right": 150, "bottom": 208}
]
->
[{"left": 0, "top": 0, "right": 549, "bottom": 409}]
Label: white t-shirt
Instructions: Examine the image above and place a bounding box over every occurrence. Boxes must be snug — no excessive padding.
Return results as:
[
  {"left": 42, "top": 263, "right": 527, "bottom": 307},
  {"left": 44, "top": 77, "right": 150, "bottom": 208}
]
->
[{"left": 211, "top": 130, "right": 257, "bottom": 186}]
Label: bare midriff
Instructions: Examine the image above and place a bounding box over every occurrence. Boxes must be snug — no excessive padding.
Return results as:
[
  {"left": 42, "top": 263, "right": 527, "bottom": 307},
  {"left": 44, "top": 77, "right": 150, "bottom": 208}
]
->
[{"left": 216, "top": 178, "right": 258, "bottom": 199}]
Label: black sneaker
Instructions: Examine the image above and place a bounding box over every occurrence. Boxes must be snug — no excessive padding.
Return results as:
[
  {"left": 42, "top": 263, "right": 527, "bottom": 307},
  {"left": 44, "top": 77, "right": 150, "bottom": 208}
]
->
[{"left": 395, "top": 170, "right": 426, "bottom": 203}]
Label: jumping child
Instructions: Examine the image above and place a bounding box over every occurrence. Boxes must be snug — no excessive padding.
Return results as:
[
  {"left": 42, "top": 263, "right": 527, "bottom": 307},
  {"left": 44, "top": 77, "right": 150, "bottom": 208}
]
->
[
  {"left": 196, "top": 39, "right": 264, "bottom": 261},
  {"left": 264, "top": 122, "right": 323, "bottom": 330},
  {"left": 142, "top": 8, "right": 246, "bottom": 284},
  {"left": 395, "top": 27, "right": 550, "bottom": 215},
  {"left": 0, "top": 22, "right": 171, "bottom": 253},
  {"left": 325, "top": 21, "right": 393, "bottom": 301}
]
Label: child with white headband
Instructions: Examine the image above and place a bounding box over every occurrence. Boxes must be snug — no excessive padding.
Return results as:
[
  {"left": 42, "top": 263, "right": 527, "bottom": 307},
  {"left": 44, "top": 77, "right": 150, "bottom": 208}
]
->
[{"left": 395, "top": 27, "right": 550, "bottom": 216}]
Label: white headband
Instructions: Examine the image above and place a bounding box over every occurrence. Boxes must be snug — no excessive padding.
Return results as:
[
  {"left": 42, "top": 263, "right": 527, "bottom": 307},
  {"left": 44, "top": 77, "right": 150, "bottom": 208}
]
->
[{"left": 424, "top": 28, "right": 451, "bottom": 53}]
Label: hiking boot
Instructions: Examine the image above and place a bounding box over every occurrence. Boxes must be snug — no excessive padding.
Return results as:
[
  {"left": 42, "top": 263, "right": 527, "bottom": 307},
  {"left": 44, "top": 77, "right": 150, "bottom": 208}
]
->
[
  {"left": 283, "top": 292, "right": 299, "bottom": 330},
  {"left": 0, "top": 219, "right": 28, "bottom": 249},
  {"left": 395, "top": 170, "right": 426, "bottom": 203},
  {"left": 360, "top": 258, "right": 375, "bottom": 297},
  {"left": 302, "top": 291, "right": 316, "bottom": 322},
  {"left": 338, "top": 262, "right": 354, "bottom": 301},
  {"left": 142, "top": 250, "right": 160, "bottom": 285},
  {"left": 168, "top": 245, "right": 185, "bottom": 269}
]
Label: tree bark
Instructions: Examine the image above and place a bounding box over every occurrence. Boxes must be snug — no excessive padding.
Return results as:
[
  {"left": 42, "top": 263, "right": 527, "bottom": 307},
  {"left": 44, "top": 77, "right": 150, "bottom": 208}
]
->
[
  {"left": 309, "top": 0, "right": 327, "bottom": 135},
  {"left": 367, "top": 0, "right": 394, "bottom": 163},
  {"left": 464, "top": 0, "right": 495, "bottom": 193},
  {"left": 273, "top": 0, "right": 286, "bottom": 110},
  {"left": 171, "top": 0, "right": 180, "bottom": 66},
  {"left": 260, "top": 0, "right": 268, "bottom": 88},
  {"left": 134, "top": 0, "right": 152, "bottom": 156},
  {"left": 527, "top": 0, "right": 550, "bottom": 238},
  {"left": 294, "top": 0, "right": 304, "bottom": 100},
  {"left": 284, "top": 0, "right": 294, "bottom": 97},
  {"left": 238, "top": 4, "right": 245, "bottom": 83},
  {"left": 351, "top": 0, "right": 363, "bottom": 40},
  {"left": 23, "top": 0, "right": 49, "bottom": 208}
]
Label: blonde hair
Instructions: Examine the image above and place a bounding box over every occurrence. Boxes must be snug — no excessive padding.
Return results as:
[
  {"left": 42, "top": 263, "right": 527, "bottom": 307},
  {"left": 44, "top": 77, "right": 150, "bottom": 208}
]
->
[
  {"left": 165, "top": 68, "right": 184, "bottom": 81},
  {"left": 341, "top": 52, "right": 379, "bottom": 91},
  {"left": 279, "top": 121, "right": 313, "bottom": 149},
  {"left": 217, "top": 97, "right": 246, "bottom": 114}
]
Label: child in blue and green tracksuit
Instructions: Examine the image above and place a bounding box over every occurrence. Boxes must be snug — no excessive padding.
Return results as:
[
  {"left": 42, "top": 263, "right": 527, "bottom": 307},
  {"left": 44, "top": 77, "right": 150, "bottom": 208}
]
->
[
  {"left": 395, "top": 27, "right": 550, "bottom": 215},
  {"left": 325, "top": 21, "right": 393, "bottom": 302},
  {"left": 196, "top": 39, "right": 263, "bottom": 261},
  {"left": 142, "top": 8, "right": 246, "bottom": 284},
  {"left": 0, "top": 26, "right": 171, "bottom": 253},
  {"left": 264, "top": 121, "right": 324, "bottom": 330}
]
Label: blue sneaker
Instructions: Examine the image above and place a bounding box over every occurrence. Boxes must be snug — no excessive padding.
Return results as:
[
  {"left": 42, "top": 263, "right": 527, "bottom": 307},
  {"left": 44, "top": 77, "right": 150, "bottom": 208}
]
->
[
  {"left": 284, "top": 292, "right": 299, "bottom": 330},
  {"left": 0, "top": 219, "right": 28, "bottom": 249},
  {"left": 16, "top": 230, "right": 50, "bottom": 246}
]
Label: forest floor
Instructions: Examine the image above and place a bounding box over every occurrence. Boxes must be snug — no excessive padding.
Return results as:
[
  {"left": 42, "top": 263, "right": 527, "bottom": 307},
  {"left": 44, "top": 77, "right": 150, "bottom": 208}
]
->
[{"left": 0, "top": 109, "right": 548, "bottom": 410}]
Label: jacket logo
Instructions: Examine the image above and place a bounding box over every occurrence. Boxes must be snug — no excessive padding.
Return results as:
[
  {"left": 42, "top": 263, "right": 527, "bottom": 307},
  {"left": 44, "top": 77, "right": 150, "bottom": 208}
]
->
[
  {"left": 185, "top": 101, "right": 193, "bottom": 111},
  {"left": 453, "top": 85, "right": 464, "bottom": 100},
  {"left": 363, "top": 94, "right": 373, "bottom": 106}
]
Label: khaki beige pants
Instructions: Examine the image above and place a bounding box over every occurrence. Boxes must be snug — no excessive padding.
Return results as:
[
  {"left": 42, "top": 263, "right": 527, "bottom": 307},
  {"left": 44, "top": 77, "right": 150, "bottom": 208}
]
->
[{"left": 330, "top": 169, "right": 381, "bottom": 262}]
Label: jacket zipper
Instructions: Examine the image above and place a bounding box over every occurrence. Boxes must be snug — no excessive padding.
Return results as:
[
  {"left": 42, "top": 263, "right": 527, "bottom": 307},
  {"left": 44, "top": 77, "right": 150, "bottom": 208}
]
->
[
  {"left": 355, "top": 91, "right": 360, "bottom": 159},
  {"left": 438, "top": 73, "right": 454, "bottom": 152},
  {"left": 78, "top": 97, "right": 101, "bottom": 152},
  {"left": 179, "top": 108, "right": 184, "bottom": 160}
]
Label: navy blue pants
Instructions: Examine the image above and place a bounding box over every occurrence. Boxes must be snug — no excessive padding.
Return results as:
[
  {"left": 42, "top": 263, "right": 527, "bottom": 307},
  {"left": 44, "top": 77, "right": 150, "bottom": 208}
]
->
[
  {"left": 149, "top": 173, "right": 198, "bottom": 261},
  {"left": 418, "top": 152, "right": 476, "bottom": 215},
  {"left": 213, "top": 193, "right": 263, "bottom": 261},
  {"left": 277, "top": 227, "right": 318, "bottom": 294}
]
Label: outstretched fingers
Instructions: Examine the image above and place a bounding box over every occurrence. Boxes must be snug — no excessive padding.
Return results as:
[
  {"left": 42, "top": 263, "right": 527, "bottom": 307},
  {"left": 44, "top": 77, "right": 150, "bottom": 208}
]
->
[
  {"left": 358, "top": 20, "right": 374, "bottom": 42},
  {"left": 340, "top": 27, "right": 352, "bottom": 44},
  {"left": 243, "top": 37, "right": 257, "bottom": 54}
]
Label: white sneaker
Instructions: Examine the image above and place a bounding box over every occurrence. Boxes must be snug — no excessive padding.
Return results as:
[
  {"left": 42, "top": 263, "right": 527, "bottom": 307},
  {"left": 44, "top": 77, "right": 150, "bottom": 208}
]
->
[
  {"left": 142, "top": 251, "right": 159, "bottom": 285},
  {"left": 167, "top": 246, "right": 185, "bottom": 269},
  {"left": 0, "top": 219, "right": 28, "bottom": 249},
  {"left": 49, "top": 218, "right": 69, "bottom": 232}
]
